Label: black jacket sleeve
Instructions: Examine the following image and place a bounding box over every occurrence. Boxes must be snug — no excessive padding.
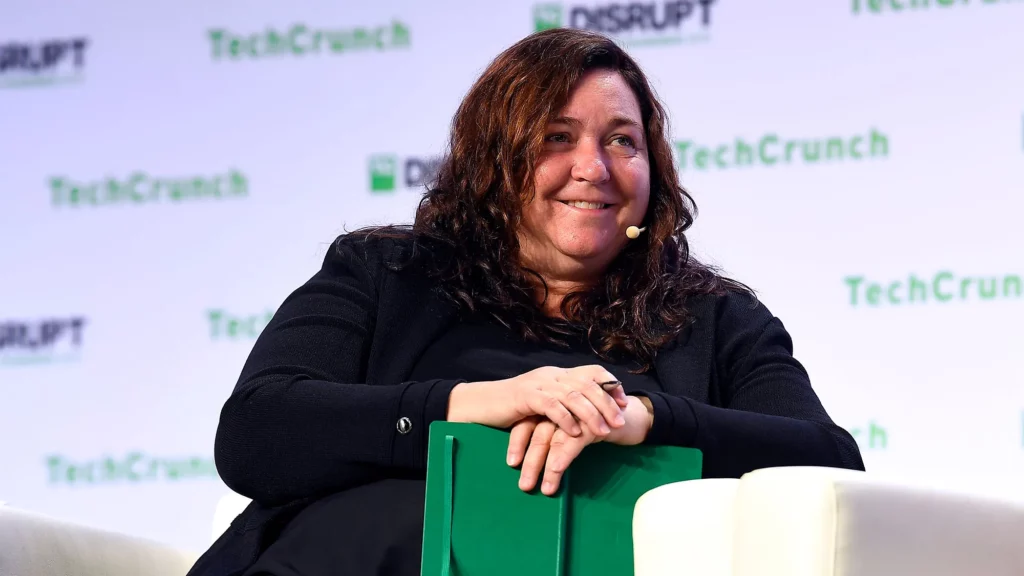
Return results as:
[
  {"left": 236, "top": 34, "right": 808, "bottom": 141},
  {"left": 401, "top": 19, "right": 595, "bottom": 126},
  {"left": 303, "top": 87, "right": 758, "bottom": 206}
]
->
[
  {"left": 213, "top": 237, "right": 459, "bottom": 506},
  {"left": 637, "top": 293, "right": 865, "bottom": 478}
]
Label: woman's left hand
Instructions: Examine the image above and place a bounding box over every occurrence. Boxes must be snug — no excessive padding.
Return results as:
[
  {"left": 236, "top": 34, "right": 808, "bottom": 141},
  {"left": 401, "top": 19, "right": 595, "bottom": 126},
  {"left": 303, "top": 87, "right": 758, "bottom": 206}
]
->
[{"left": 508, "top": 396, "right": 654, "bottom": 496}]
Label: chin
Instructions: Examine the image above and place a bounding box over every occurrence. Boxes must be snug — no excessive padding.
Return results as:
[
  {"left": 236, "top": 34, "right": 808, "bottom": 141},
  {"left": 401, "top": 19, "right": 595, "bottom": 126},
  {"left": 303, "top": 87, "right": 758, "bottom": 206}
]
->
[{"left": 553, "top": 235, "right": 620, "bottom": 262}]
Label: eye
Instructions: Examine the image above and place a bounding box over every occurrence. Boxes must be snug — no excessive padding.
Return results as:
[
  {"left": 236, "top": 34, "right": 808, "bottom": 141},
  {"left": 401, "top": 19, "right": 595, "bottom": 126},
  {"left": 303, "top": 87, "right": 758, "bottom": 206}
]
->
[
  {"left": 612, "top": 135, "right": 637, "bottom": 148},
  {"left": 545, "top": 133, "right": 571, "bottom": 144}
]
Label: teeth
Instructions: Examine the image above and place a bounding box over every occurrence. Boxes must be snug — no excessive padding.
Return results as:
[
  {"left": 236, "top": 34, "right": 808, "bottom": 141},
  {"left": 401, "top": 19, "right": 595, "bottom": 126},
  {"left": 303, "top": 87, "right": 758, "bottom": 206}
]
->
[{"left": 565, "top": 201, "right": 606, "bottom": 209}]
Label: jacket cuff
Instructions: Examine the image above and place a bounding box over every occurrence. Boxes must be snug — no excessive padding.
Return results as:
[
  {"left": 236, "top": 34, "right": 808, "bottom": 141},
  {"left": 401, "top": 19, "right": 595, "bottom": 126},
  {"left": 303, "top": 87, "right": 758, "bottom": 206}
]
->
[
  {"left": 631, "top": 391, "right": 698, "bottom": 447},
  {"left": 389, "top": 379, "right": 463, "bottom": 470}
]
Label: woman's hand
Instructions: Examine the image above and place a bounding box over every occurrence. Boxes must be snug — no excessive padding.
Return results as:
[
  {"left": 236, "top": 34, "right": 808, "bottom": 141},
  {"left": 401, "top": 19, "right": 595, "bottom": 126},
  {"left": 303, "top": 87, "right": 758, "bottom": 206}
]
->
[
  {"left": 508, "top": 417, "right": 598, "bottom": 496},
  {"left": 447, "top": 365, "right": 629, "bottom": 438},
  {"left": 507, "top": 395, "right": 654, "bottom": 495},
  {"left": 601, "top": 395, "right": 654, "bottom": 445}
]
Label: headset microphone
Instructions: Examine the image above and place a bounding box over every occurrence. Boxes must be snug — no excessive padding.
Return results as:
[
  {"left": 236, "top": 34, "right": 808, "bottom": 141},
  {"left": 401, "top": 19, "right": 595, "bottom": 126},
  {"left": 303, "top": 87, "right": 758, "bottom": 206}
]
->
[{"left": 625, "top": 226, "right": 647, "bottom": 239}]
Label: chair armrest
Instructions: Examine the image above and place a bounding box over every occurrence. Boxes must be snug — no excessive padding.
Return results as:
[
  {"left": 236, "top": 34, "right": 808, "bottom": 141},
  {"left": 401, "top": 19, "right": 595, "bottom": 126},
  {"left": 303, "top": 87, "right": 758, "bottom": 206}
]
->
[
  {"left": 633, "top": 467, "right": 1024, "bottom": 576},
  {"left": 632, "top": 478, "right": 741, "bottom": 576},
  {"left": 0, "top": 506, "right": 199, "bottom": 576},
  {"left": 732, "top": 466, "right": 1024, "bottom": 576}
]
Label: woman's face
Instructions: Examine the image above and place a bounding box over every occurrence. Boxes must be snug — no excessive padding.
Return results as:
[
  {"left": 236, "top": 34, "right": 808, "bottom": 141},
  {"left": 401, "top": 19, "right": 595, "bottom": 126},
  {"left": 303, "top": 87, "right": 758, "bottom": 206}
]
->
[{"left": 519, "top": 69, "right": 651, "bottom": 282}]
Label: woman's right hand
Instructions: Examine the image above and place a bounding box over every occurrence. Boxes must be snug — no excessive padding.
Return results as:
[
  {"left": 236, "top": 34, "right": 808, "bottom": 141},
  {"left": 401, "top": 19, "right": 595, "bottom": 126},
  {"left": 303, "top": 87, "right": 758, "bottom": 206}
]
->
[{"left": 446, "top": 365, "right": 629, "bottom": 438}]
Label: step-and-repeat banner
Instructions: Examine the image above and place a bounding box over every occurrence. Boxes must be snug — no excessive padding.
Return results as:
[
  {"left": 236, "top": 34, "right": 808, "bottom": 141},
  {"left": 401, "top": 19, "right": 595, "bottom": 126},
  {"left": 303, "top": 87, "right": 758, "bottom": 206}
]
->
[{"left": 2, "top": 0, "right": 1023, "bottom": 554}]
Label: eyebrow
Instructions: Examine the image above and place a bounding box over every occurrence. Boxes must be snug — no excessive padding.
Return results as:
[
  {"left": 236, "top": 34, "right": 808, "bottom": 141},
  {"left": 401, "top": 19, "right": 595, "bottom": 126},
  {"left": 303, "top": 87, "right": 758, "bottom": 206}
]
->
[{"left": 549, "top": 115, "right": 644, "bottom": 132}]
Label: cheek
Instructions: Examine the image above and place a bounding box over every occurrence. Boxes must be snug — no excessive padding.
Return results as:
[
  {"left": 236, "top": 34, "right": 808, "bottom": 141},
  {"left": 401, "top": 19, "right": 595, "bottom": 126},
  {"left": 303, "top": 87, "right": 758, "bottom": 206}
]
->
[
  {"left": 524, "top": 159, "right": 569, "bottom": 232},
  {"left": 521, "top": 187, "right": 553, "bottom": 235},
  {"left": 532, "top": 160, "right": 562, "bottom": 198},
  {"left": 619, "top": 159, "right": 651, "bottom": 208},
  {"left": 637, "top": 184, "right": 651, "bottom": 214}
]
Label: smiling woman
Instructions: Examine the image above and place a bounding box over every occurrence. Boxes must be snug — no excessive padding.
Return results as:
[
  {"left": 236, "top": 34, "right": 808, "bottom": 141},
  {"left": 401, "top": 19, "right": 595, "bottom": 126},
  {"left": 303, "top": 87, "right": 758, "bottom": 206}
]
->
[
  {"left": 186, "top": 28, "right": 863, "bottom": 576},
  {"left": 521, "top": 70, "right": 651, "bottom": 302},
  {"left": 409, "top": 30, "right": 714, "bottom": 364}
]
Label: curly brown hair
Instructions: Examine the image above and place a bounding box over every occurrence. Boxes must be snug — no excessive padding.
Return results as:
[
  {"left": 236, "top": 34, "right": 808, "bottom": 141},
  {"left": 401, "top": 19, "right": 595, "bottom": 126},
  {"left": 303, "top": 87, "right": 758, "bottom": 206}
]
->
[{"left": 363, "top": 28, "right": 751, "bottom": 371}]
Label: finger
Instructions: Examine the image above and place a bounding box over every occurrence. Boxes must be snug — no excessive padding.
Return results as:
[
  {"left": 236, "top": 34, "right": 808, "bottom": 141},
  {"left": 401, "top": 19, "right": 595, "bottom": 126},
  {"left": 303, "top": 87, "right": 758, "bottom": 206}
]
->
[
  {"left": 507, "top": 418, "right": 538, "bottom": 467},
  {"left": 575, "top": 365, "right": 624, "bottom": 396},
  {"left": 583, "top": 365, "right": 631, "bottom": 412},
  {"left": 527, "top": 392, "right": 581, "bottom": 436},
  {"left": 573, "top": 377, "right": 625, "bottom": 430},
  {"left": 603, "top": 382, "right": 630, "bottom": 408},
  {"left": 558, "top": 384, "right": 612, "bottom": 437},
  {"left": 519, "top": 421, "right": 556, "bottom": 492},
  {"left": 541, "top": 430, "right": 588, "bottom": 496}
]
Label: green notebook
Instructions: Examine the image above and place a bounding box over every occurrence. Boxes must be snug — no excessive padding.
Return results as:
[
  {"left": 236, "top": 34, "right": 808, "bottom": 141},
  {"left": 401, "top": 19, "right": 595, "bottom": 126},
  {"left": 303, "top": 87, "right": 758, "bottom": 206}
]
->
[{"left": 421, "top": 421, "right": 703, "bottom": 576}]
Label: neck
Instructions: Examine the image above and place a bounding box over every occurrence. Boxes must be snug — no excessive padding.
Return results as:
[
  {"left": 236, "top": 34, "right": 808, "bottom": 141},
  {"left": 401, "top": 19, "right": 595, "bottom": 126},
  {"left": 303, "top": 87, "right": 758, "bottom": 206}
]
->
[
  {"left": 520, "top": 258, "right": 602, "bottom": 318},
  {"left": 533, "top": 276, "right": 586, "bottom": 317},
  {"left": 517, "top": 235, "right": 607, "bottom": 318}
]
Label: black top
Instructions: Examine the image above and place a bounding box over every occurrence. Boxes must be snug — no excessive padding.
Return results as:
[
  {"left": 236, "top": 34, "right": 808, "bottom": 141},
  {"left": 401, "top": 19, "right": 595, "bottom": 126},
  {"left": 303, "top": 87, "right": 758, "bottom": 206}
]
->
[
  {"left": 409, "top": 314, "right": 663, "bottom": 393},
  {"left": 186, "top": 232, "right": 864, "bottom": 576}
]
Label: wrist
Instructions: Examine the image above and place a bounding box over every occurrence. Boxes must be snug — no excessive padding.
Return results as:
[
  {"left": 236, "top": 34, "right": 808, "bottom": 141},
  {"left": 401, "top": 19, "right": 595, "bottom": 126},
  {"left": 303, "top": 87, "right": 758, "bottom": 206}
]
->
[
  {"left": 445, "top": 381, "right": 491, "bottom": 423},
  {"left": 637, "top": 395, "right": 654, "bottom": 439},
  {"left": 446, "top": 382, "right": 471, "bottom": 422},
  {"left": 605, "top": 395, "right": 653, "bottom": 446}
]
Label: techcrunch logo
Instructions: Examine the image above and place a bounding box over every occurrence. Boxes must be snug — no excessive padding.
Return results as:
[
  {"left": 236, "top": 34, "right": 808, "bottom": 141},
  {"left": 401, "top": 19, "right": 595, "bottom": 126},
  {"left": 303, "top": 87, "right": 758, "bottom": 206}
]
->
[
  {"left": 534, "top": 1, "right": 716, "bottom": 46},
  {"left": 47, "top": 452, "right": 218, "bottom": 486},
  {"left": 853, "top": 0, "right": 1023, "bottom": 15},
  {"left": 675, "top": 129, "right": 889, "bottom": 171},
  {"left": 847, "top": 416, "right": 888, "bottom": 448},
  {"left": 209, "top": 308, "right": 275, "bottom": 340},
  {"left": 849, "top": 420, "right": 888, "bottom": 450},
  {"left": 209, "top": 21, "right": 410, "bottom": 61},
  {"left": 0, "top": 37, "right": 88, "bottom": 89},
  {"left": 0, "top": 317, "right": 86, "bottom": 367},
  {"left": 846, "top": 271, "right": 1023, "bottom": 307},
  {"left": 50, "top": 170, "right": 249, "bottom": 208},
  {"left": 369, "top": 154, "right": 442, "bottom": 193}
]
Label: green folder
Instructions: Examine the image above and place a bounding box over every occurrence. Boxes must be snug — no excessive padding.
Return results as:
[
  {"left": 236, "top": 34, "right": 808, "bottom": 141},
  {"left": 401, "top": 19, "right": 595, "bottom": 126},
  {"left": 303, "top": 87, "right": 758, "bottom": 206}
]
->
[{"left": 421, "top": 421, "right": 703, "bottom": 576}]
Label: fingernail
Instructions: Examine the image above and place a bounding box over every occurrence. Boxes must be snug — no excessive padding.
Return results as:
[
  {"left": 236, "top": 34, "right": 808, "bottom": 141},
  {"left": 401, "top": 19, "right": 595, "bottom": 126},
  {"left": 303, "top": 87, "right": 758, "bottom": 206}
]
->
[
  {"left": 542, "top": 481, "right": 554, "bottom": 493},
  {"left": 600, "top": 423, "right": 610, "bottom": 434},
  {"left": 507, "top": 453, "right": 516, "bottom": 466},
  {"left": 572, "top": 424, "right": 582, "bottom": 435},
  {"left": 614, "top": 414, "right": 625, "bottom": 426}
]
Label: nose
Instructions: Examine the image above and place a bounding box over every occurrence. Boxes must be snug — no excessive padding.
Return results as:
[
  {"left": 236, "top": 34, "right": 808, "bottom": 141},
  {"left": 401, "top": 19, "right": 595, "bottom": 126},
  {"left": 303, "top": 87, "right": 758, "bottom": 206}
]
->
[{"left": 570, "top": 140, "right": 610, "bottom": 184}]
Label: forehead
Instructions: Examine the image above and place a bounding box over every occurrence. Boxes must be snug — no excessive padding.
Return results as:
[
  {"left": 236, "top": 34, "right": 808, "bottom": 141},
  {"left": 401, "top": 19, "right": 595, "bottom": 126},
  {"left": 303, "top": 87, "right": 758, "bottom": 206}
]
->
[{"left": 556, "top": 69, "right": 643, "bottom": 122}]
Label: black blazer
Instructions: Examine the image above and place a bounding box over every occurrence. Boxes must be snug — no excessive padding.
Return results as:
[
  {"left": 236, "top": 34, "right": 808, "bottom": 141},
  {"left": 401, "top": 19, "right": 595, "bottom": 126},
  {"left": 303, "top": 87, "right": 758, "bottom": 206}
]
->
[{"left": 186, "top": 231, "right": 864, "bottom": 576}]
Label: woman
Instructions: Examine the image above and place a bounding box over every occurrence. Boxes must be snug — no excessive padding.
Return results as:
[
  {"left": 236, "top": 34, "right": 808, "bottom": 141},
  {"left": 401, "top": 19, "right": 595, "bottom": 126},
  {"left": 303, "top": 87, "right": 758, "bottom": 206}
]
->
[{"left": 188, "top": 28, "right": 863, "bottom": 576}]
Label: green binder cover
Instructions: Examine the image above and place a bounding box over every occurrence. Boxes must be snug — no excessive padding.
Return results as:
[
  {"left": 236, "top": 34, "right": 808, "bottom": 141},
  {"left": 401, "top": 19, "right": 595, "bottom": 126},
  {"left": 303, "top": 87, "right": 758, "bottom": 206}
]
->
[{"left": 421, "top": 421, "right": 703, "bottom": 576}]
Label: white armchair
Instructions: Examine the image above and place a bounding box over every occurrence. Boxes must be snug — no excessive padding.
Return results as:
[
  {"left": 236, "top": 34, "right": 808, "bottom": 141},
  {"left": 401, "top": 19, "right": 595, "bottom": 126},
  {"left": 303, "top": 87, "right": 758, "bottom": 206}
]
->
[
  {"left": 0, "top": 505, "right": 198, "bottom": 576},
  {"left": 633, "top": 466, "right": 1024, "bottom": 576}
]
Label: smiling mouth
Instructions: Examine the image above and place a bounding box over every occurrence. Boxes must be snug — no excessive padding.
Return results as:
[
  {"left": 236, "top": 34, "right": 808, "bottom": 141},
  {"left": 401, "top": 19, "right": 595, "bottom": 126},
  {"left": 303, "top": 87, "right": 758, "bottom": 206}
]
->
[{"left": 560, "top": 200, "right": 611, "bottom": 210}]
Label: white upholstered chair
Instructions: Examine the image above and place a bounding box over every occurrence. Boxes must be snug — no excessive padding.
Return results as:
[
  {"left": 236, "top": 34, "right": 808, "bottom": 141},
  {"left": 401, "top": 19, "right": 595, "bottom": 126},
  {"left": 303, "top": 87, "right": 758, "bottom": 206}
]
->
[
  {"left": 0, "top": 504, "right": 198, "bottom": 576},
  {"left": 632, "top": 466, "right": 1024, "bottom": 576}
]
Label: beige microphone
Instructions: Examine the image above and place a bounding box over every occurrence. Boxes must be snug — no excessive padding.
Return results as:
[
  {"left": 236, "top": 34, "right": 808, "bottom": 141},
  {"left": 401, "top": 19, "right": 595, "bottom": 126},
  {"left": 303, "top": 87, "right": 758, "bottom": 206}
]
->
[{"left": 625, "top": 225, "right": 647, "bottom": 239}]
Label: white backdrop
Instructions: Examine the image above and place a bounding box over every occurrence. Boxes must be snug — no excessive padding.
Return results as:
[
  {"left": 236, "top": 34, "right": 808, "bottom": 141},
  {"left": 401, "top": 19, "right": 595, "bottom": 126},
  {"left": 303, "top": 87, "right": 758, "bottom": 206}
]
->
[{"left": 2, "top": 0, "right": 1023, "bottom": 555}]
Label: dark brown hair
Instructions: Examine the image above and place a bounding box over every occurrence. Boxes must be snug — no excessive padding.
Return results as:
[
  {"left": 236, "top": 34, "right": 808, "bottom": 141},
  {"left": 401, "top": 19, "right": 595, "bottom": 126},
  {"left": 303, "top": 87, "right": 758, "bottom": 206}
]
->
[{"left": 367, "top": 28, "right": 751, "bottom": 370}]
